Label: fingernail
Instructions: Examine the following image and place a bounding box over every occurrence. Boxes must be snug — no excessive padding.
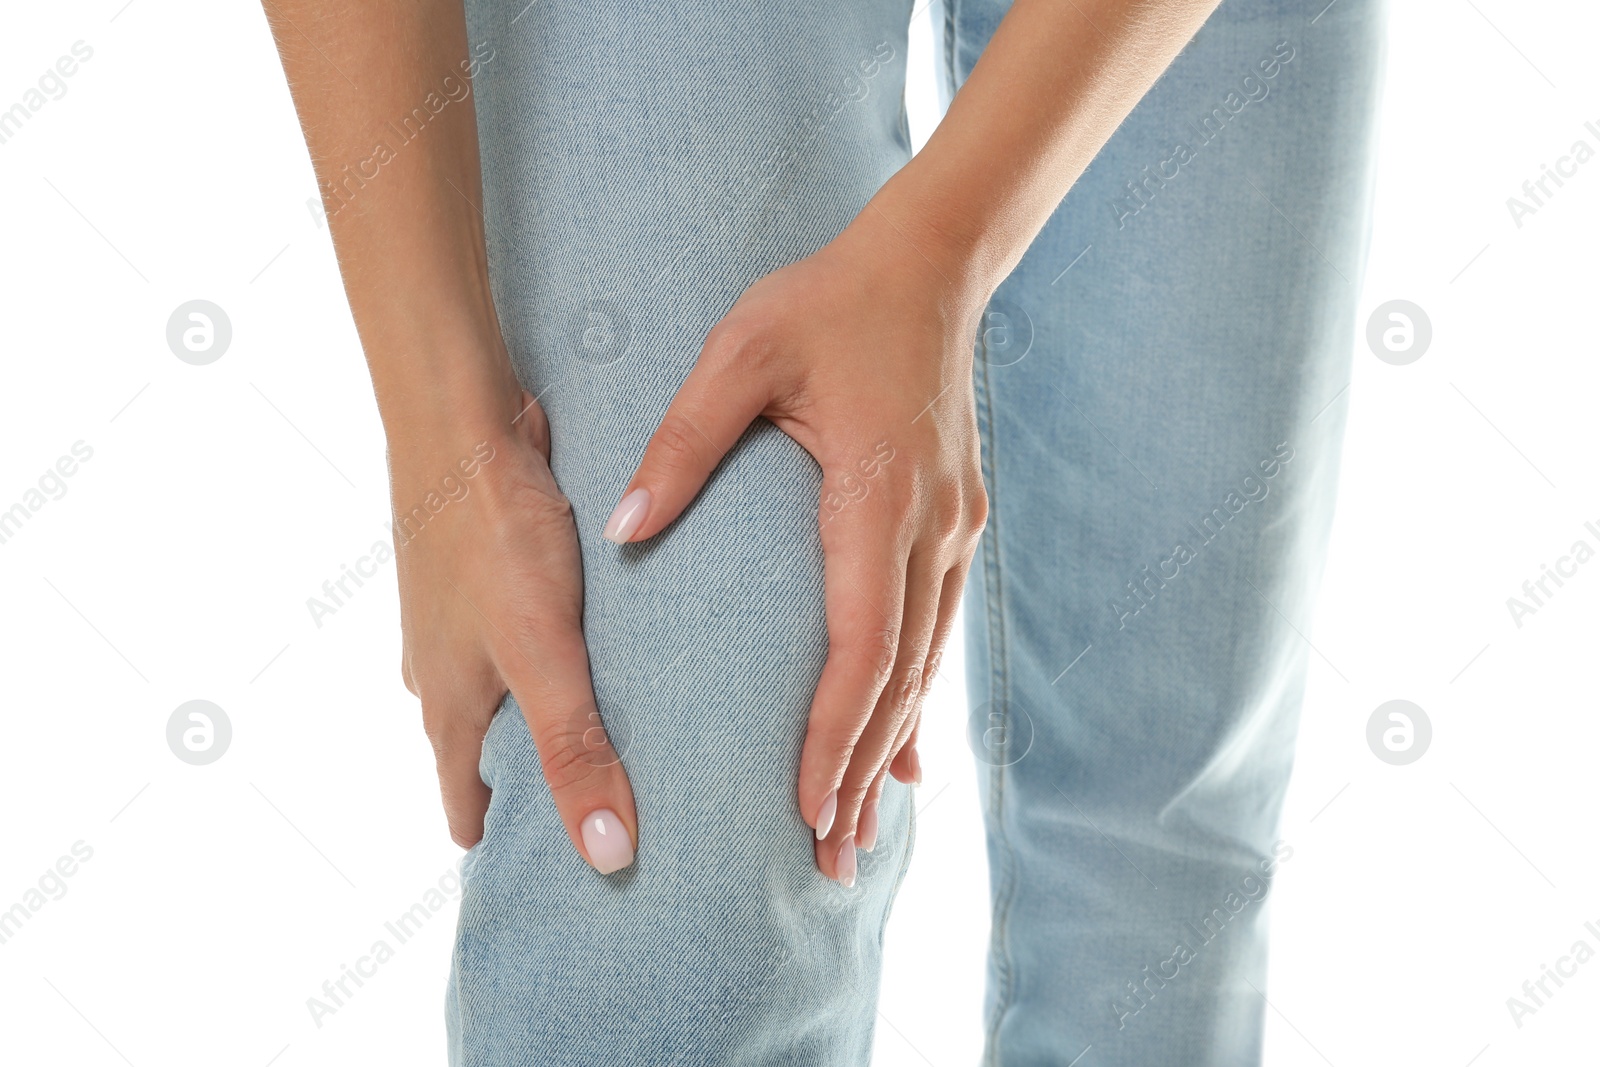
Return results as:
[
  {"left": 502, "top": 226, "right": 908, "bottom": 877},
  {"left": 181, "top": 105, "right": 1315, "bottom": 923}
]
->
[
  {"left": 859, "top": 797, "right": 880, "bottom": 853},
  {"left": 814, "top": 789, "right": 837, "bottom": 839},
  {"left": 908, "top": 747, "right": 923, "bottom": 786},
  {"left": 836, "top": 835, "right": 857, "bottom": 888},
  {"left": 581, "top": 808, "right": 634, "bottom": 874},
  {"left": 602, "top": 488, "right": 651, "bottom": 543}
]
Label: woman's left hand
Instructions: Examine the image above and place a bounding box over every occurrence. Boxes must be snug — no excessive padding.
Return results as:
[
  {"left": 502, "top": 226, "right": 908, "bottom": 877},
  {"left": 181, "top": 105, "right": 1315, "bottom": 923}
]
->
[{"left": 601, "top": 207, "right": 992, "bottom": 885}]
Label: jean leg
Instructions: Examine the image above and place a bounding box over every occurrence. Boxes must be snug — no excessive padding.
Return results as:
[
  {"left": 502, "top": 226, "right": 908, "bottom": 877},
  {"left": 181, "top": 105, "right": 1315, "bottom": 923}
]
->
[
  {"left": 446, "top": 0, "right": 920, "bottom": 1061},
  {"left": 949, "top": 1, "right": 1386, "bottom": 1063},
  {"left": 445, "top": 421, "right": 915, "bottom": 1065}
]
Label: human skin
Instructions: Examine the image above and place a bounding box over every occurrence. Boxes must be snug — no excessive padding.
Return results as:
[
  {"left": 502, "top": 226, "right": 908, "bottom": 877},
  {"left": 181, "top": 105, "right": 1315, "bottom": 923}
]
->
[{"left": 261, "top": 0, "right": 1221, "bottom": 882}]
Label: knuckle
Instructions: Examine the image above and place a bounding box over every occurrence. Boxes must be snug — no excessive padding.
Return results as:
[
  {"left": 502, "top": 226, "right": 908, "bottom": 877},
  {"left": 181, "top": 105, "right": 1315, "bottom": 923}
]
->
[
  {"left": 812, "top": 729, "right": 864, "bottom": 780},
  {"left": 710, "top": 314, "right": 777, "bottom": 366},
  {"left": 845, "top": 624, "right": 900, "bottom": 686},
  {"left": 888, "top": 661, "right": 926, "bottom": 713},
  {"left": 651, "top": 415, "right": 707, "bottom": 474},
  {"left": 931, "top": 487, "right": 966, "bottom": 540},
  {"left": 811, "top": 727, "right": 860, "bottom": 775},
  {"left": 966, "top": 485, "right": 991, "bottom": 537},
  {"left": 418, "top": 689, "right": 448, "bottom": 738},
  {"left": 536, "top": 728, "right": 608, "bottom": 793},
  {"left": 425, "top": 717, "right": 472, "bottom": 764},
  {"left": 705, "top": 317, "right": 754, "bottom": 361},
  {"left": 419, "top": 686, "right": 495, "bottom": 757}
]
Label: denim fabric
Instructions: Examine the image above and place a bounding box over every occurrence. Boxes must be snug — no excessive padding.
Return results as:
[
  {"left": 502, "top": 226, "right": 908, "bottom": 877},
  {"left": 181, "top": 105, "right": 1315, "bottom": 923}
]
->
[
  {"left": 448, "top": 0, "right": 1383, "bottom": 1061},
  {"left": 449, "top": 1, "right": 918, "bottom": 1064},
  {"left": 944, "top": 1, "right": 1385, "bottom": 1064}
]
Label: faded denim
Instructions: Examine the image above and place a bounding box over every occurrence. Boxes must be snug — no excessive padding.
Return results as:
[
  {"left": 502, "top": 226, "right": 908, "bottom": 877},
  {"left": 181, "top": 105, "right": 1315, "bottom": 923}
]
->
[{"left": 448, "top": 0, "right": 1384, "bottom": 1063}]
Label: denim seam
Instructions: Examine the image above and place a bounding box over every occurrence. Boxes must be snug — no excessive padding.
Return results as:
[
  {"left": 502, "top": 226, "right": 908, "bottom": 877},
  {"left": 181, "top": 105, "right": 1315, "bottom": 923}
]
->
[
  {"left": 974, "top": 330, "right": 1019, "bottom": 1067},
  {"left": 941, "top": 0, "right": 957, "bottom": 106}
]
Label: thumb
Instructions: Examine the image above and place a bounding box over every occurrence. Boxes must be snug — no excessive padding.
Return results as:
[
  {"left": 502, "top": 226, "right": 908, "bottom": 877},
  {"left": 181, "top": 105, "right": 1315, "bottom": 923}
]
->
[
  {"left": 602, "top": 330, "right": 769, "bottom": 544},
  {"left": 497, "top": 629, "right": 639, "bottom": 875}
]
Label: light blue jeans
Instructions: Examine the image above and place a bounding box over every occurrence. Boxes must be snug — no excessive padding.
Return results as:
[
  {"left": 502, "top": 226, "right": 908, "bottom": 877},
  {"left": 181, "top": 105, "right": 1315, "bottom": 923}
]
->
[{"left": 448, "top": 0, "right": 1384, "bottom": 1063}]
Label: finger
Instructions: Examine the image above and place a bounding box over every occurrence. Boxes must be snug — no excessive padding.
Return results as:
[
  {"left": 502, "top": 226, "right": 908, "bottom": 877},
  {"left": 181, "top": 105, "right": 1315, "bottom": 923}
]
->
[
  {"left": 815, "top": 711, "right": 907, "bottom": 880},
  {"left": 424, "top": 694, "right": 494, "bottom": 849},
  {"left": 816, "top": 547, "right": 943, "bottom": 877},
  {"left": 493, "top": 624, "right": 639, "bottom": 875},
  {"left": 857, "top": 763, "right": 892, "bottom": 852},
  {"left": 890, "top": 561, "right": 967, "bottom": 783},
  {"left": 602, "top": 327, "right": 770, "bottom": 544},
  {"left": 798, "top": 508, "right": 909, "bottom": 844},
  {"left": 857, "top": 693, "right": 931, "bottom": 848},
  {"left": 888, "top": 718, "right": 922, "bottom": 786}
]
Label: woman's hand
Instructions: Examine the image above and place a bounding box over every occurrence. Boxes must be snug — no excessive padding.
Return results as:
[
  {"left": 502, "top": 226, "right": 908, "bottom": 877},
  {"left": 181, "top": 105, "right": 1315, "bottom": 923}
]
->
[
  {"left": 393, "top": 389, "right": 638, "bottom": 874},
  {"left": 601, "top": 210, "right": 991, "bottom": 884}
]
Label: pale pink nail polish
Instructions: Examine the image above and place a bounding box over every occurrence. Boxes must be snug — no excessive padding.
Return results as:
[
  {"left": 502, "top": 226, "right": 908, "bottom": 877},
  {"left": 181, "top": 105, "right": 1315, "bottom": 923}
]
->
[
  {"left": 815, "top": 789, "right": 838, "bottom": 839},
  {"left": 836, "top": 835, "right": 857, "bottom": 888},
  {"left": 859, "top": 797, "right": 880, "bottom": 853},
  {"left": 602, "top": 488, "right": 651, "bottom": 543},
  {"left": 581, "top": 808, "right": 634, "bottom": 874},
  {"left": 908, "top": 747, "right": 923, "bottom": 786}
]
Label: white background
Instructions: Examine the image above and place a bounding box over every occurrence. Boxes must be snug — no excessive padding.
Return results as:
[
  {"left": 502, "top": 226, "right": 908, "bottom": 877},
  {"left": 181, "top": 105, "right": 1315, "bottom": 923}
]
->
[{"left": 1, "top": 1, "right": 1596, "bottom": 1065}]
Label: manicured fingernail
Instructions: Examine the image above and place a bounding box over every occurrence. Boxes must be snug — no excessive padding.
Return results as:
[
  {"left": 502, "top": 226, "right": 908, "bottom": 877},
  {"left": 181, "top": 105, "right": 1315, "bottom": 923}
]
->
[
  {"left": 836, "top": 835, "right": 857, "bottom": 888},
  {"left": 859, "top": 797, "right": 880, "bottom": 852},
  {"left": 602, "top": 488, "right": 650, "bottom": 543},
  {"left": 908, "top": 747, "right": 923, "bottom": 786},
  {"left": 581, "top": 808, "right": 634, "bottom": 874},
  {"left": 814, "top": 790, "right": 837, "bottom": 839}
]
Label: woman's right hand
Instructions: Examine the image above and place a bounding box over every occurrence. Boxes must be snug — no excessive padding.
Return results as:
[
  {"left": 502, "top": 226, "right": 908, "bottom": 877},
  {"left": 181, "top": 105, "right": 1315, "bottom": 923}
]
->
[{"left": 390, "top": 389, "right": 638, "bottom": 874}]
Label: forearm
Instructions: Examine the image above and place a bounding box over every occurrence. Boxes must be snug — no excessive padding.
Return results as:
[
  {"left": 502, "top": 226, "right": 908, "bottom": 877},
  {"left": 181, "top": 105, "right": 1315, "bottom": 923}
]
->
[
  {"left": 867, "top": 0, "right": 1222, "bottom": 303},
  {"left": 260, "top": 0, "right": 516, "bottom": 441}
]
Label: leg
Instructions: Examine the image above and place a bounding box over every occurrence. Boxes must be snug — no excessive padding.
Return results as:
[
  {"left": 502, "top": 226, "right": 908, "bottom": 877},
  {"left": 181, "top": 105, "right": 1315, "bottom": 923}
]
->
[
  {"left": 447, "top": 419, "right": 916, "bottom": 1066},
  {"left": 941, "top": 0, "right": 1386, "bottom": 1062},
  {"left": 447, "top": 0, "right": 919, "bottom": 1062}
]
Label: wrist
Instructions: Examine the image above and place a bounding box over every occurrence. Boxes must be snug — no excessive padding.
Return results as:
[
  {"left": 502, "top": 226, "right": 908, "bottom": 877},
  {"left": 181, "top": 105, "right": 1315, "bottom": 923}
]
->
[
  {"left": 373, "top": 338, "right": 527, "bottom": 461},
  {"left": 844, "top": 165, "right": 1006, "bottom": 314}
]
